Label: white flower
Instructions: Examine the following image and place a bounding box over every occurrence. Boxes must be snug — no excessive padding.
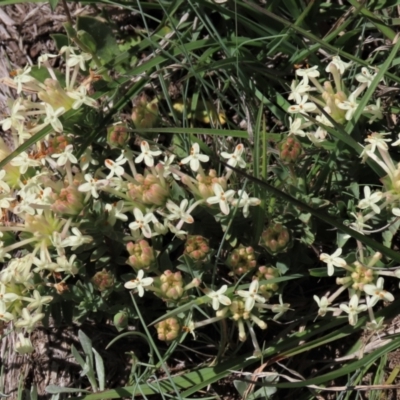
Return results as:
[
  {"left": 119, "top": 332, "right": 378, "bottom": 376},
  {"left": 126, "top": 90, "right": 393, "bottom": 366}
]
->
[
  {"left": 357, "top": 186, "right": 382, "bottom": 214},
  {"left": 0, "top": 98, "right": 25, "bottom": 131},
  {"left": 365, "top": 132, "right": 391, "bottom": 152},
  {"left": 24, "top": 290, "right": 53, "bottom": 312},
  {"left": 295, "top": 66, "right": 320, "bottom": 84},
  {"left": 206, "top": 285, "right": 231, "bottom": 310},
  {"left": 105, "top": 201, "right": 128, "bottom": 224},
  {"left": 313, "top": 295, "right": 335, "bottom": 317},
  {"left": 320, "top": 248, "right": 346, "bottom": 276},
  {"left": 66, "top": 51, "right": 92, "bottom": 71},
  {"left": 67, "top": 86, "right": 98, "bottom": 109},
  {"left": 14, "top": 308, "right": 45, "bottom": 332},
  {"left": 160, "top": 155, "right": 180, "bottom": 180},
  {"left": 124, "top": 269, "right": 153, "bottom": 297},
  {"left": 51, "top": 144, "right": 78, "bottom": 166},
  {"left": 325, "top": 56, "right": 351, "bottom": 75},
  {"left": 10, "top": 152, "right": 41, "bottom": 174},
  {"left": 221, "top": 144, "right": 246, "bottom": 168},
  {"left": 13, "top": 65, "right": 35, "bottom": 94},
  {"left": 288, "top": 79, "right": 311, "bottom": 104},
  {"left": 56, "top": 254, "right": 79, "bottom": 275},
  {"left": 337, "top": 92, "right": 358, "bottom": 121},
  {"left": 129, "top": 209, "right": 154, "bottom": 238},
  {"left": 167, "top": 223, "right": 188, "bottom": 239},
  {"left": 104, "top": 158, "right": 126, "bottom": 178},
  {"left": 206, "top": 183, "right": 235, "bottom": 215},
  {"left": 43, "top": 103, "right": 65, "bottom": 132},
  {"left": 356, "top": 67, "right": 380, "bottom": 87},
  {"left": 287, "top": 95, "right": 317, "bottom": 116},
  {"left": 80, "top": 147, "right": 99, "bottom": 171},
  {"left": 339, "top": 294, "right": 367, "bottom": 326},
  {"left": 78, "top": 174, "right": 107, "bottom": 198},
  {"left": 61, "top": 227, "right": 93, "bottom": 250},
  {"left": 135, "top": 141, "right": 161, "bottom": 167},
  {"left": 231, "top": 190, "right": 261, "bottom": 217},
  {"left": 181, "top": 143, "right": 209, "bottom": 171},
  {"left": 289, "top": 117, "right": 306, "bottom": 137},
  {"left": 363, "top": 99, "right": 383, "bottom": 124},
  {"left": 237, "top": 280, "right": 266, "bottom": 311},
  {"left": 364, "top": 277, "right": 394, "bottom": 306},
  {"left": 38, "top": 53, "right": 58, "bottom": 68},
  {"left": 0, "top": 300, "right": 14, "bottom": 322},
  {"left": 165, "top": 199, "right": 194, "bottom": 224},
  {"left": 350, "top": 212, "right": 373, "bottom": 233}
]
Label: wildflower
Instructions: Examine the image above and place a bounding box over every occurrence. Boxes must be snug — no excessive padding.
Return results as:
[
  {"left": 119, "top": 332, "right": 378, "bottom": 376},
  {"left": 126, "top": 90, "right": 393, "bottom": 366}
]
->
[
  {"left": 126, "top": 240, "right": 156, "bottom": 271},
  {"left": 14, "top": 308, "right": 45, "bottom": 333},
  {"left": 181, "top": 143, "right": 209, "bottom": 171},
  {"left": 287, "top": 95, "right": 317, "bottom": 116},
  {"left": 165, "top": 199, "right": 194, "bottom": 224},
  {"left": 13, "top": 65, "right": 35, "bottom": 94},
  {"left": 56, "top": 254, "right": 79, "bottom": 275},
  {"left": 66, "top": 50, "right": 92, "bottom": 71},
  {"left": 43, "top": 103, "right": 65, "bottom": 133},
  {"left": 320, "top": 248, "right": 346, "bottom": 276},
  {"left": 124, "top": 269, "right": 154, "bottom": 296},
  {"left": 221, "top": 144, "right": 246, "bottom": 168},
  {"left": 10, "top": 152, "right": 41, "bottom": 174},
  {"left": 313, "top": 295, "right": 335, "bottom": 317},
  {"left": 24, "top": 290, "right": 53, "bottom": 312},
  {"left": 364, "top": 277, "right": 394, "bottom": 306},
  {"left": 0, "top": 98, "right": 25, "bottom": 131},
  {"left": 160, "top": 155, "right": 180, "bottom": 180},
  {"left": 0, "top": 300, "right": 14, "bottom": 322},
  {"left": 237, "top": 280, "right": 266, "bottom": 311},
  {"left": 37, "top": 53, "right": 58, "bottom": 68},
  {"left": 339, "top": 294, "right": 367, "bottom": 326},
  {"left": 271, "top": 295, "right": 291, "bottom": 320},
  {"left": 51, "top": 144, "right": 78, "bottom": 166},
  {"left": 206, "top": 183, "right": 235, "bottom": 215},
  {"left": 355, "top": 67, "right": 379, "bottom": 87},
  {"left": 288, "top": 80, "right": 310, "bottom": 104},
  {"left": 288, "top": 117, "right": 306, "bottom": 137},
  {"left": 206, "top": 285, "right": 232, "bottom": 310},
  {"left": 78, "top": 174, "right": 107, "bottom": 199},
  {"left": 325, "top": 56, "right": 351, "bottom": 75},
  {"left": 104, "top": 158, "right": 126, "bottom": 178},
  {"left": 365, "top": 132, "right": 391, "bottom": 152},
  {"left": 231, "top": 190, "right": 261, "bottom": 217},
  {"left": 61, "top": 227, "right": 93, "bottom": 250},
  {"left": 67, "top": 86, "right": 98, "bottom": 109},
  {"left": 357, "top": 186, "right": 383, "bottom": 214},
  {"left": 295, "top": 65, "right": 320, "bottom": 84},
  {"left": 129, "top": 208, "right": 154, "bottom": 238},
  {"left": 337, "top": 92, "right": 358, "bottom": 120},
  {"left": 363, "top": 99, "right": 383, "bottom": 124},
  {"left": 135, "top": 141, "right": 162, "bottom": 167}
]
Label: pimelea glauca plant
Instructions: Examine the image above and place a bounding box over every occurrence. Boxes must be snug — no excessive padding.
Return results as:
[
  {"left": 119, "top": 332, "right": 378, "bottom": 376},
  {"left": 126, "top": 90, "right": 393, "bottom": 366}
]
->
[{"left": 0, "top": 39, "right": 292, "bottom": 356}]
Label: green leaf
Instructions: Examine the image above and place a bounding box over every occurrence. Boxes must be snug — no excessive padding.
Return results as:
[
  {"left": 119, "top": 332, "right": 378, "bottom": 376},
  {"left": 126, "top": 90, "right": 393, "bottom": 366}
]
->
[
  {"left": 76, "top": 16, "right": 120, "bottom": 64},
  {"left": 48, "top": 0, "right": 59, "bottom": 10}
]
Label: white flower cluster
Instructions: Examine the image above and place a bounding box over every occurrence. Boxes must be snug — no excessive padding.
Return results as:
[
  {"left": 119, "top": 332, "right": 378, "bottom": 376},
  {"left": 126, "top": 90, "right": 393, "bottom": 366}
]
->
[{"left": 286, "top": 56, "right": 383, "bottom": 144}]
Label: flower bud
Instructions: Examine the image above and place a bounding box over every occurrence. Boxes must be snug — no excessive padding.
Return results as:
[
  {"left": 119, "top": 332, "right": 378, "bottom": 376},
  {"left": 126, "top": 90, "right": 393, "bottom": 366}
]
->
[
  {"left": 91, "top": 269, "right": 115, "bottom": 291},
  {"left": 279, "top": 136, "right": 303, "bottom": 163},
  {"left": 184, "top": 235, "right": 211, "bottom": 263},
  {"left": 51, "top": 185, "right": 85, "bottom": 216},
  {"left": 38, "top": 79, "right": 74, "bottom": 111},
  {"left": 226, "top": 245, "right": 257, "bottom": 275},
  {"left": 107, "top": 123, "right": 130, "bottom": 148},
  {"left": 114, "top": 311, "right": 129, "bottom": 332},
  {"left": 154, "top": 270, "right": 184, "bottom": 300},
  {"left": 126, "top": 240, "right": 157, "bottom": 271},
  {"left": 128, "top": 172, "right": 169, "bottom": 207},
  {"left": 155, "top": 317, "right": 181, "bottom": 341},
  {"left": 257, "top": 266, "right": 280, "bottom": 294},
  {"left": 260, "top": 224, "right": 291, "bottom": 255},
  {"left": 131, "top": 94, "right": 159, "bottom": 129}
]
